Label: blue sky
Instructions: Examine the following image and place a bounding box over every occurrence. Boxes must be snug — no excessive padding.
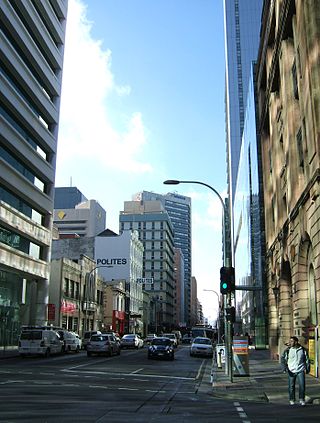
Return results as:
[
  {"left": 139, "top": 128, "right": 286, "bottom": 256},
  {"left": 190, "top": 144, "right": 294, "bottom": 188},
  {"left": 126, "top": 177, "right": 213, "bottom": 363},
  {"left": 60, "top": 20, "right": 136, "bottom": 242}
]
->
[{"left": 55, "top": 0, "right": 226, "bottom": 322}]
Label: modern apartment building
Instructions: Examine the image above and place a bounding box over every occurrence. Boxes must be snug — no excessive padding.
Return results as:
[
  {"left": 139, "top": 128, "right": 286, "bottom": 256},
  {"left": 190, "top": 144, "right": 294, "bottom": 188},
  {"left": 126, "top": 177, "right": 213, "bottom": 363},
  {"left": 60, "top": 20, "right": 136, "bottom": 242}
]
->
[
  {"left": 119, "top": 200, "right": 175, "bottom": 332},
  {"left": 133, "top": 191, "right": 191, "bottom": 326},
  {"left": 0, "top": 0, "right": 68, "bottom": 347},
  {"left": 256, "top": 0, "right": 320, "bottom": 375}
]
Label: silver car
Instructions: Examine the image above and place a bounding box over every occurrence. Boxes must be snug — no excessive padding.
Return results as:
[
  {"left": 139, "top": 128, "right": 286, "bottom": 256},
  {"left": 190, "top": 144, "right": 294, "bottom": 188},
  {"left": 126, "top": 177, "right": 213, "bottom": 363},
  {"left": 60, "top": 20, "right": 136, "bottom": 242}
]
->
[
  {"left": 120, "top": 334, "right": 144, "bottom": 349},
  {"left": 87, "top": 334, "right": 121, "bottom": 357}
]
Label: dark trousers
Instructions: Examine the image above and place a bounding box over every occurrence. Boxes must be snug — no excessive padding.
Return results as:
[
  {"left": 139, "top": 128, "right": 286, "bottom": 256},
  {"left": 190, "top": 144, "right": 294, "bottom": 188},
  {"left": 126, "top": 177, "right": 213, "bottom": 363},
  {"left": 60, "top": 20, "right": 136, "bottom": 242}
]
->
[{"left": 288, "top": 370, "right": 305, "bottom": 401}]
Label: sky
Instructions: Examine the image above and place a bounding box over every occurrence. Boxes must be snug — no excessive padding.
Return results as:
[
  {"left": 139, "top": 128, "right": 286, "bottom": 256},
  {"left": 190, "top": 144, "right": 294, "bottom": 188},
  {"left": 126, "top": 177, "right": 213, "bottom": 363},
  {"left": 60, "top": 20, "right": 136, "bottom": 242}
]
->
[{"left": 55, "top": 0, "right": 227, "bottom": 323}]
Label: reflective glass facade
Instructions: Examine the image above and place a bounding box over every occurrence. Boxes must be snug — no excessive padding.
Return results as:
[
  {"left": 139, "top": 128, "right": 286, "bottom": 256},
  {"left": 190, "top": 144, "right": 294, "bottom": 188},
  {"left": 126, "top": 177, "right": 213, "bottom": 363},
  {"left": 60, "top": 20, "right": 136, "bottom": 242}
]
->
[
  {"left": 224, "top": 0, "right": 263, "bottom": 200},
  {"left": 234, "top": 65, "right": 266, "bottom": 347}
]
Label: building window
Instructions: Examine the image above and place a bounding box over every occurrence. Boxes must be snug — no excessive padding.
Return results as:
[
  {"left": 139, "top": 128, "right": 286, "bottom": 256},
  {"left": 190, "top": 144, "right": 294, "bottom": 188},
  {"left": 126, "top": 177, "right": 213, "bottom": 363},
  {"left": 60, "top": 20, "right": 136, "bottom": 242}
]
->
[
  {"left": 292, "top": 60, "right": 299, "bottom": 100},
  {"left": 63, "top": 278, "right": 69, "bottom": 296},
  {"left": 296, "top": 127, "right": 304, "bottom": 168}
]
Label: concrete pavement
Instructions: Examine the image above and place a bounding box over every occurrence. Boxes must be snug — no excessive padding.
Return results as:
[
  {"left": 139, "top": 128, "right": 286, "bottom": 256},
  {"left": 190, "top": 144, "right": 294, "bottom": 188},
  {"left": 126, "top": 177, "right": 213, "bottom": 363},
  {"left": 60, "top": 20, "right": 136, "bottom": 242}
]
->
[{"left": 209, "top": 349, "right": 320, "bottom": 404}]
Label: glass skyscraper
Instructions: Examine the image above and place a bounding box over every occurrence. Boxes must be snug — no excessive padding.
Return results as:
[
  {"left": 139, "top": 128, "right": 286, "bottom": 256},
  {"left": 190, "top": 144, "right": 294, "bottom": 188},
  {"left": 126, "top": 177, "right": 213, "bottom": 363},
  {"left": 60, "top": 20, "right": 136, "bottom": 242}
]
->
[{"left": 224, "top": 0, "right": 264, "bottom": 202}]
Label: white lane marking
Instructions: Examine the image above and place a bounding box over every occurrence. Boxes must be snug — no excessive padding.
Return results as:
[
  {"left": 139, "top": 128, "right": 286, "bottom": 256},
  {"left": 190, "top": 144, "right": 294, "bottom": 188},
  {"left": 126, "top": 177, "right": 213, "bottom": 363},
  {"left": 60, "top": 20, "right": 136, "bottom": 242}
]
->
[
  {"left": 234, "top": 401, "right": 251, "bottom": 423},
  {"left": 195, "top": 360, "right": 206, "bottom": 380},
  {"left": 40, "top": 373, "right": 55, "bottom": 375},
  {"left": 89, "top": 385, "right": 108, "bottom": 389},
  {"left": 62, "top": 368, "right": 193, "bottom": 380},
  {"left": 131, "top": 368, "right": 143, "bottom": 374},
  {"left": 118, "top": 387, "right": 139, "bottom": 391}
]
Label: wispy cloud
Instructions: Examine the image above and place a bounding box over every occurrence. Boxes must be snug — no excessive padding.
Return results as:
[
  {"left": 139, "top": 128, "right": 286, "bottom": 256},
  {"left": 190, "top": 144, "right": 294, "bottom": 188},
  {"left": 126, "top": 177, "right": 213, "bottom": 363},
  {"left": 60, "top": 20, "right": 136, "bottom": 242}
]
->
[{"left": 57, "top": 0, "right": 152, "bottom": 173}]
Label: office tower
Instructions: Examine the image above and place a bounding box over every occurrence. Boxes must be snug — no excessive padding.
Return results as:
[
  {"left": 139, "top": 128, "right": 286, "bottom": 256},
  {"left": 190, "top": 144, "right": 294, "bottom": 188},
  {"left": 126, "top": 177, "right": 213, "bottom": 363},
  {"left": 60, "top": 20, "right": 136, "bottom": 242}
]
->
[
  {"left": 224, "top": 0, "right": 263, "bottom": 202},
  {"left": 133, "top": 191, "right": 191, "bottom": 326},
  {"left": 233, "top": 65, "right": 267, "bottom": 348},
  {"left": 119, "top": 200, "right": 175, "bottom": 332},
  {"left": 54, "top": 186, "right": 87, "bottom": 209},
  {"left": 54, "top": 198, "right": 106, "bottom": 238},
  {"left": 256, "top": 0, "right": 320, "bottom": 362},
  {"left": 0, "top": 0, "right": 68, "bottom": 345}
]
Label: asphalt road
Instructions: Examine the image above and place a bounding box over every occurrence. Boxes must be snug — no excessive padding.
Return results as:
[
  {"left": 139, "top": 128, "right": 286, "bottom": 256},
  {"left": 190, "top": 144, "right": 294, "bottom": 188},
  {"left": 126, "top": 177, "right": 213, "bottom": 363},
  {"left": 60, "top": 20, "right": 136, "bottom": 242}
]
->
[{"left": 0, "top": 345, "right": 319, "bottom": 422}]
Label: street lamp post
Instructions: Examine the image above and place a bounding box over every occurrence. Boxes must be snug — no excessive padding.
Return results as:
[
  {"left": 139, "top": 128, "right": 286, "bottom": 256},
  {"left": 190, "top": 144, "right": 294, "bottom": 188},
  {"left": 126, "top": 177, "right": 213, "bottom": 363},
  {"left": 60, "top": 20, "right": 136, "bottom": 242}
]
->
[
  {"left": 163, "top": 179, "right": 233, "bottom": 382},
  {"left": 203, "top": 289, "right": 221, "bottom": 344}
]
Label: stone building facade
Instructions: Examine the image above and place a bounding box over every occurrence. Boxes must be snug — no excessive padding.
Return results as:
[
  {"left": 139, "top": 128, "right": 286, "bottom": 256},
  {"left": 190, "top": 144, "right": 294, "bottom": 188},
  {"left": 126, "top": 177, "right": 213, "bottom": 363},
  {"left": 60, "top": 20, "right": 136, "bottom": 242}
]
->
[{"left": 256, "top": 0, "right": 320, "bottom": 375}]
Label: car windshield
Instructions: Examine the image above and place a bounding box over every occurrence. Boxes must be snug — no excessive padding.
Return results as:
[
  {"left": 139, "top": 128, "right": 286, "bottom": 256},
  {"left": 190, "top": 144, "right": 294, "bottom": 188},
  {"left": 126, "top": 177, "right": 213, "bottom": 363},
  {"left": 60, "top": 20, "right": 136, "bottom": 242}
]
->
[
  {"left": 152, "top": 338, "right": 171, "bottom": 346},
  {"left": 164, "top": 334, "right": 174, "bottom": 339},
  {"left": 194, "top": 338, "right": 211, "bottom": 345},
  {"left": 123, "top": 335, "right": 135, "bottom": 339},
  {"left": 20, "top": 331, "right": 42, "bottom": 340},
  {"left": 91, "top": 335, "right": 107, "bottom": 342}
]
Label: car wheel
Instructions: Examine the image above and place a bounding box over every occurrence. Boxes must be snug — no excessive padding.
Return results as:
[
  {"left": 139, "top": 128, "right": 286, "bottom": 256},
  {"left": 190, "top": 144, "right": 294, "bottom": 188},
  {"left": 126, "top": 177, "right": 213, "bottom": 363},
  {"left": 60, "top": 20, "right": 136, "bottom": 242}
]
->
[
  {"left": 44, "top": 348, "right": 50, "bottom": 358},
  {"left": 170, "top": 355, "right": 174, "bottom": 361},
  {"left": 117, "top": 349, "right": 121, "bottom": 355},
  {"left": 76, "top": 346, "right": 80, "bottom": 353},
  {"left": 87, "top": 352, "right": 92, "bottom": 357},
  {"left": 20, "top": 354, "right": 26, "bottom": 358}
]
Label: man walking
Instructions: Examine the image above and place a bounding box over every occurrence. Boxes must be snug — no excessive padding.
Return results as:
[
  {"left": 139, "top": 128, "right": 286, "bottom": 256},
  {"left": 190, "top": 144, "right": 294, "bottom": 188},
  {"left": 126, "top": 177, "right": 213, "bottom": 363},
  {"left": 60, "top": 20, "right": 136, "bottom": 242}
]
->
[{"left": 281, "top": 336, "right": 310, "bottom": 406}]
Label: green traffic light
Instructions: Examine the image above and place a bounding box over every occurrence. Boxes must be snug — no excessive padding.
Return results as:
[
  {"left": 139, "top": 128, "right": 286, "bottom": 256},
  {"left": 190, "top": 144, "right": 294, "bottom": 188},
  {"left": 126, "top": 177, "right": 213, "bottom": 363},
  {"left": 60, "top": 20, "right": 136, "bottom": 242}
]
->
[{"left": 222, "top": 282, "right": 227, "bottom": 289}]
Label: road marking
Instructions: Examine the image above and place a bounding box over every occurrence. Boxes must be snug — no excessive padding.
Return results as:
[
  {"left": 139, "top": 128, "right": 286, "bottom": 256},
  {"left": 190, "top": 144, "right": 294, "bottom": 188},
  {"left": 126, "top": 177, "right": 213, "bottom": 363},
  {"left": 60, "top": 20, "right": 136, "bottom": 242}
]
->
[
  {"left": 118, "top": 387, "right": 139, "bottom": 391},
  {"left": 195, "top": 360, "right": 206, "bottom": 380},
  {"left": 62, "top": 368, "right": 193, "bottom": 380},
  {"left": 233, "top": 402, "right": 250, "bottom": 423},
  {"left": 131, "top": 368, "right": 143, "bottom": 374}
]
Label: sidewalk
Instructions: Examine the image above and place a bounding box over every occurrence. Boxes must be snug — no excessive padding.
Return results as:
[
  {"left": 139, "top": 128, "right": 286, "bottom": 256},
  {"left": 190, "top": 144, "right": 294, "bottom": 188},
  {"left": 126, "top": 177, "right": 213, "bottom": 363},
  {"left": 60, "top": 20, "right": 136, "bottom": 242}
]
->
[
  {"left": 0, "top": 346, "right": 19, "bottom": 359},
  {"left": 209, "top": 349, "right": 320, "bottom": 404}
]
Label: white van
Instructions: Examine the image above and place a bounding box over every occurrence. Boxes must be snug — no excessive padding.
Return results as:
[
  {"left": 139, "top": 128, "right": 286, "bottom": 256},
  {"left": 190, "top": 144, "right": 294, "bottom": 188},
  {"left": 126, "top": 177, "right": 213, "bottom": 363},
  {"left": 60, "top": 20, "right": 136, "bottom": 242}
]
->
[{"left": 19, "top": 327, "right": 64, "bottom": 357}]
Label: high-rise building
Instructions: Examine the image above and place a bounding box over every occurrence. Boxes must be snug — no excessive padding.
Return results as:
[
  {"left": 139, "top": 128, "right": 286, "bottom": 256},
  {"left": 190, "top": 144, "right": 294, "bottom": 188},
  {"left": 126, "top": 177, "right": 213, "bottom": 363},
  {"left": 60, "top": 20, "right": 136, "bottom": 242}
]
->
[
  {"left": 54, "top": 186, "right": 87, "bottom": 209},
  {"left": 119, "top": 200, "right": 175, "bottom": 332},
  {"left": 133, "top": 191, "right": 191, "bottom": 326},
  {"left": 224, "top": 0, "right": 263, "bottom": 202},
  {"left": 54, "top": 198, "right": 106, "bottom": 238},
  {"left": 0, "top": 0, "right": 68, "bottom": 346}
]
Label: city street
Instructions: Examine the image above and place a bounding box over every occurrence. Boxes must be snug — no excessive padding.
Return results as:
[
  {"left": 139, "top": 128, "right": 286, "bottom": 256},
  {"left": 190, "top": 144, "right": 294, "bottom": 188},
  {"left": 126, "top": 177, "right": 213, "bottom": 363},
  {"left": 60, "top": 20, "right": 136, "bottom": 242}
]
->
[{"left": 0, "top": 345, "right": 319, "bottom": 422}]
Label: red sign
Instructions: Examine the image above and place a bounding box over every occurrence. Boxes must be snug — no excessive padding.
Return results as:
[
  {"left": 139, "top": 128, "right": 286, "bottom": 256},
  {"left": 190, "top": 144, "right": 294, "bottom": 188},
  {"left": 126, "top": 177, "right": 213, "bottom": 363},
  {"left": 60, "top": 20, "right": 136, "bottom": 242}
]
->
[
  {"left": 48, "top": 304, "right": 55, "bottom": 321},
  {"left": 60, "top": 300, "right": 77, "bottom": 313}
]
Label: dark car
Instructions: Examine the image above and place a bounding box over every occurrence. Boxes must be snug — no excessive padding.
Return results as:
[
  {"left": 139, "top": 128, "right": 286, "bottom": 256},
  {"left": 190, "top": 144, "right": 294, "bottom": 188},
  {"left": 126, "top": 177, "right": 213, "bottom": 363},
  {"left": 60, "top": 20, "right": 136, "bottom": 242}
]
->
[{"left": 148, "top": 337, "right": 174, "bottom": 360}]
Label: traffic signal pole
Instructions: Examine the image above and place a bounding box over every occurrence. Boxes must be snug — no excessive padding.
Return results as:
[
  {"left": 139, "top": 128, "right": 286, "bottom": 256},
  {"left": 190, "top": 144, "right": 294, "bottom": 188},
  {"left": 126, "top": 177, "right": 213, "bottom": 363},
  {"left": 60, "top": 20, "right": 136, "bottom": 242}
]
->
[{"left": 163, "top": 179, "right": 234, "bottom": 382}]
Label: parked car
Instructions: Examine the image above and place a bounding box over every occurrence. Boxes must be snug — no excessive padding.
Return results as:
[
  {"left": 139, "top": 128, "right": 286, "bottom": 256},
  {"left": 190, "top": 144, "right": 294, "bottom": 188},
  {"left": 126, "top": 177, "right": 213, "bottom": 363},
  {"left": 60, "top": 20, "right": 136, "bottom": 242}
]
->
[
  {"left": 18, "top": 327, "right": 64, "bottom": 357},
  {"left": 148, "top": 337, "right": 174, "bottom": 360},
  {"left": 144, "top": 333, "right": 157, "bottom": 345},
  {"left": 86, "top": 334, "right": 121, "bottom": 357},
  {"left": 190, "top": 337, "right": 213, "bottom": 358},
  {"left": 162, "top": 333, "right": 178, "bottom": 348},
  {"left": 103, "top": 331, "right": 121, "bottom": 345},
  {"left": 120, "top": 334, "right": 144, "bottom": 349},
  {"left": 181, "top": 335, "right": 193, "bottom": 344},
  {"left": 172, "top": 330, "right": 182, "bottom": 345},
  {"left": 82, "top": 330, "right": 102, "bottom": 350},
  {"left": 57, "top": 330, "right": 81, "bottom": 353}
]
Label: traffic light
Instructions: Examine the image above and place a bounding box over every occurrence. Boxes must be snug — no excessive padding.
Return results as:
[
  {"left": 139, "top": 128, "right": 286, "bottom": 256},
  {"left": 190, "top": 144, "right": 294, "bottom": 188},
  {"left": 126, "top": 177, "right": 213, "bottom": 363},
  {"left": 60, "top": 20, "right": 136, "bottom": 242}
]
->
[
  {"left": 220, "top": 266, "right": 235, "bottom": 294},
  {"left": 225, "top": 306, "right": 236, "bottom": 322}
]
